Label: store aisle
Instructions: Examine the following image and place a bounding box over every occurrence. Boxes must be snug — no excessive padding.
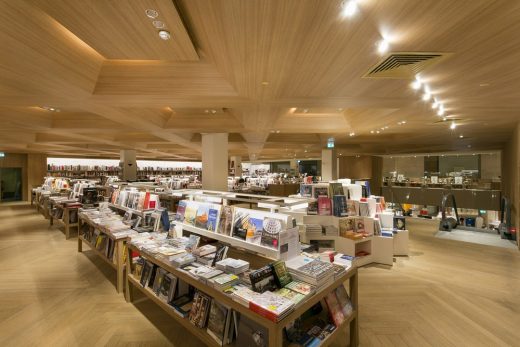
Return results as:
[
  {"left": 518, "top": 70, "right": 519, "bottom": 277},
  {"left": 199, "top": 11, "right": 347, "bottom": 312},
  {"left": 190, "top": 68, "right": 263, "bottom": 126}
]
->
[{"left": 1, "top": 205, "right": 519, "bottom": 347}]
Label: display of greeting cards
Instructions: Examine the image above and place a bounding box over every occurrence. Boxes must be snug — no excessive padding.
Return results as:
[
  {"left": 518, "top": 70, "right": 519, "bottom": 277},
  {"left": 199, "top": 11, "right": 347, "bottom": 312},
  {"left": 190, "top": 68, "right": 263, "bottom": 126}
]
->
[
  {"left": 195, "top": 204, "right": 210, "bottom": 229},
  {"left": 217, "top": 206, "right": 233, "bottom": 236},
  {"left": 184, "top": 202, "right": 198, "bottom": 226},
  {"left": 177, "top": 200, "right": 222, "bottom": 232},
  {"left": 207, "top": 208, "right": 219, "bottom": 231}
]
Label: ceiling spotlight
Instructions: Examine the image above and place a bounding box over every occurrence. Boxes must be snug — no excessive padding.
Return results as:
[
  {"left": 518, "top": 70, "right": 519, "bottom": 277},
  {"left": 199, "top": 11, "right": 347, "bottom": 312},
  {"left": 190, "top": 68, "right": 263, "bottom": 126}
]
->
[
  {"left": 380, "top": 127, "right": 385, "bottom": 130},
  {"left": 303, "top": 108, "right": 309, "bottom": 113},
  {"left": 411, "top": 80, "right": 421, "bottom": 90},
  {"left": 152, "top": 20, "right": 165, "bottom": 29},
  {"left": 158, "top": 30, "right": 171, "bottom": 40},
  {"left": 459, "top": 134, "right": 464, "bottom": 138},
  {"left": 450, "top": 122, "right": 457, "bottom": 130},
  {"left": 204, "top": 109, "right": 209, "bottom": 113},
  {"left": 341, "top": 0, "right": 358, "bottom": 18},
  {"left": 401, "top": 120, "right": 406, "bottom": 124},
  {"left": 376, "top": 130, "right": 380, "bottom": 134},
  {"left": 40, "top": 106, "right": 60, "bottom": 112},
  {"left": 422, "top": 92, "right": 431, "bottom": 101},
  {"left": 376, "top": 39, "right": 389, "bottom": 54},
  {"left": 432, "top": 99, "right": 439, "bottom": 109},
  {"left": 276, "top": 130, "right": 280, "bottom": 133},
  {"left": 423, "top": 85, "right": 431, "bottom": 94},
  {"left": 145, "top": 9, "right": 159, "bottom": 18},
  {"left": 443, "top": 117, "right": 447, "bottom": 121},
  {"left": 370, "top": 130, "right": 375, "bottom": 134},
  {"left": 397, "top": 122, "right": 402, "bottom": 125},
  {"left": 437, "top": 106, "right": 445, "bottom": 116},
  {"left": 349, "top": 132, "right": 355, "bottom": 137}
]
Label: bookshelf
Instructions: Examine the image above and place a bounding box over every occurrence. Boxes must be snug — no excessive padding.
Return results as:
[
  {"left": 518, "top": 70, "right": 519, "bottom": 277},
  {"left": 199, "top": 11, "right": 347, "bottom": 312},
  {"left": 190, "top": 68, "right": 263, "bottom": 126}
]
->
[
  {"left": 126, "top": 243, "right": 359, "bottom": 347},
  {"left": 78, "top": 215, "right": 127, "bottom": 294}
]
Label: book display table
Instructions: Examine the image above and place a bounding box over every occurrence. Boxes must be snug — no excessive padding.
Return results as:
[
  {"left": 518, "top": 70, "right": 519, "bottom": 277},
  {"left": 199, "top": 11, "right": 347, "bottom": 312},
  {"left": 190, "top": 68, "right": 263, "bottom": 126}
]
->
[
  {"left": 50, "top": 203, "right": 80, "bottom": 239},
  {"left": 78, "top": 215, "right": 127, "bottom": 294},
  {"left": 126, "top": 242, "right": 358, "bottom": 347}
]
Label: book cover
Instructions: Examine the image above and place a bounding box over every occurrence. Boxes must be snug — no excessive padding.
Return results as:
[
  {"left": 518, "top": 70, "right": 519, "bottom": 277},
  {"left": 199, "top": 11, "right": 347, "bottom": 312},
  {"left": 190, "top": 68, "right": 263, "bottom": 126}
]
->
[
  {"left": 270, "top": 260, "right": 293, "bottom": 288},
  {"left": 175, "top": 201, "right": 187, "bottom": 222},
  {"left": 317, "top": 196, "right": 332, "bottom": 216},
  {"left": 285, "top": 281, "right": 315, "bottom": 296},
  {"left": 394, "top": 216, "right": 406, "bottom": 230},
  {"left": 211, "top": 245, "right": 229, "bottom": 267},
  {"left": 207, "top": 208, "right": 219, "bottom": 232},
  {"left": 206, "top": 300, "right": 231, "bottom": 346},
  {"left": 249, "top": 265, "right": 277, "bottom": 293},
  {"left": 184, "top": 202, "right": 198, "bottom": 226},
  {"left": 335, "top": 285, "right": 353, "bottom": 317},
  {"left": 260, "top": 217, "right": 282, "bottom": 249},
  {"left": 171, "top": 294, "right": 193, "bottom": 318},
  {"left": 217, "top": 206, "right": 233, "bottom": 236},
  {"left": 333, "top": 195, "right": 348, "bottom": 217},
  {"left": 339, "top": 217, "right": 355, "bottom": 237},
  {"left": 328, "top": 183, "right": 344, "bottom": 197},
  {"left": 312, "top": 186, "right": 329, "bottom": 199},
  {"left": 355, "top": 217, "right": 365, "bottom": 233},
  {"left": 195, "top": 204, "right": 210, "bottom": 229},
  {"left": 140, "top": 261, "right": 153, "bottom": 287},
  {"left": 307, "top": 201, "right": 318, "bottom": 215},
  {"left": 300, "top": 184, "right": 313, "bottom": 197},
  {"left": 143, "top": 192, "right": 150, "bottom": 210},
  {"left": 324, "top": 291, "right": 345, "bottom": 326},
  {"left": 347, "top": 199, "right": 357, "bottom": 216}
]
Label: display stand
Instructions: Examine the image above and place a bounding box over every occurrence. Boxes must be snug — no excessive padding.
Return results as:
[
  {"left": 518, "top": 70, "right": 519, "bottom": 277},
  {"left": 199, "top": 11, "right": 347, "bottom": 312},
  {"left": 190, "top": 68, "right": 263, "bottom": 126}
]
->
[
  {"left": 50, "top": 204, "right": 80, "bottom": 239},
  {"left": 126, "top": 243, "right": 359, "bottom": 347},
  {"left": 393, "top": 230, "right": 409, "bottom": 256},
  {"left": 77, "top": 215, "right": 127, "bottom": 294}
]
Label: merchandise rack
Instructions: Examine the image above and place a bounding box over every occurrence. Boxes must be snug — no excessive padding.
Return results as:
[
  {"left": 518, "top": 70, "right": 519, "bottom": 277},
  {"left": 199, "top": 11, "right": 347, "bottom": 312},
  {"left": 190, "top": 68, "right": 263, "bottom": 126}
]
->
[
  {"left": 77, "top": 215, "right": 127, "bottom": 294},
  {"left": 126, "top": 243, "right": 359, "bottom": 347},
  {"left": 49, "top": 202, "right": 80, "bottom": 239}
]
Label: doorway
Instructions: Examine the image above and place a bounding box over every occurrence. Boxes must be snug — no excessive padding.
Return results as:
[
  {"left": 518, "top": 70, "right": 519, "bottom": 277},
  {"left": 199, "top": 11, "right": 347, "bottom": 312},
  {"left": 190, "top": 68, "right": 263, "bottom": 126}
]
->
[{"left": 0, "top": 168, "right": 22, "bottom": 202}]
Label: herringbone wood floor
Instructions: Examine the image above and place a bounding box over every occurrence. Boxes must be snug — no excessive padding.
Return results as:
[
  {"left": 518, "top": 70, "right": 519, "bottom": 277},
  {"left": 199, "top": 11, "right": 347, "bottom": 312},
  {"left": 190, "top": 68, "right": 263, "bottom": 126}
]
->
[{"left": 0, "top": 204, "right": 519, "bottom": 346}]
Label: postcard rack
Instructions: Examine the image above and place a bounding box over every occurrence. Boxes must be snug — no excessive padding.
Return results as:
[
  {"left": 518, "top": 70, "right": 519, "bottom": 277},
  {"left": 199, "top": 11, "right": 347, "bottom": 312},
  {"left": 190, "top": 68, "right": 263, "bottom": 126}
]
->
[
  {"left": 126, "top": 243, "right": 359, "bottom": 347},
  {"left": 77, "top": 215, "right": 127, "bottom": 294}
]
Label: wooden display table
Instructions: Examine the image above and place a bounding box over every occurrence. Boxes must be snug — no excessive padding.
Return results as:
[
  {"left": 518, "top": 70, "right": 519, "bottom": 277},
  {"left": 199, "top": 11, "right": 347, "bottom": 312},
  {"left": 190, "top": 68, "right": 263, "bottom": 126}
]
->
[
  {"left": 78, "top": 215, "right": 127, "bottom": 294},
  {"left": 126, "top": 243, "right": 359, "bottom": 347},
  {"left": 50, "top": 204, "right": 80, "bottom": 239}
]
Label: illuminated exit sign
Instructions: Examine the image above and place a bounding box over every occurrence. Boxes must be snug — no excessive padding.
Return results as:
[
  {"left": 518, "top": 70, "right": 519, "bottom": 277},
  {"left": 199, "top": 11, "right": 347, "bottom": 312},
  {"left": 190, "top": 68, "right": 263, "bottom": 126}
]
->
[{"left": 327, "top": 138, "right": 335, "bottom": 148}]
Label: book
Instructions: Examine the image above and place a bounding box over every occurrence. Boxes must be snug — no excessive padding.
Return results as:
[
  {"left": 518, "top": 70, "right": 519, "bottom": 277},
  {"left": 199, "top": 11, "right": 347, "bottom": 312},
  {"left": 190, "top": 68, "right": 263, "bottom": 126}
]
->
[
  {"left": 270, "top": 260, "right": 293, "bottom": 288},
  {"left": 394, "top": 216, "right": 406, "bottom": 230},
  {"left": 354, "top": 217, "right": 365, "bottom": 233},
  {"left": 195, "top": 204, "right": 210, "bottom": 229},
  {"left": 171, "top": 294, "right": 194, "bottom": 318},
  {"left": 209, "top": 273, "right": 239, "bottom": 291},
  {"left": 217, "top": 206, "right": 233, "bottom": 236},
  {"left": 318, "top": 196, "right": 332, "bottom": 215},
  {"left": 333, "top": 195, "right": 348, "bottom": 217},
  {"left": 152, "top": 267, "right": 167, "bottom": 294},
  {"left": 328, "top": 182, "right": 344, "bottom": 197},
  {"left": 211, "top": 245, "right": 229, "bottom": 267},
  {"left": 184, "top": 202, "right": 198, "bottom": 226},
  {"left": 140, "top": 260, "right": 154, "bottom": 287},
  {"left": 206, "top": 300, "right": 232, "bottom": 346},
  {"left": 189, "top": 291, "right": 212, "bottom": 328},
  {"left": 158, "top": 273, "right": 177, "bottom": 303},
  {"left": 260, "top": 217, "right": 283, "bottom": 249},
  {"left": 335, "top": 285, "right": 353, "bottom": 317},
  {"left": 249, "top": 291, "right": 295, "bottom": 322},
  {"left": 324, "top": 290, "right": 345, "bottom": 326},
  {"left": 312, "top": 185, "right": 329, "bottom": 199},
  {"left": 274, "top": 288, "right": 306, "bottom": 306},
  {"left": 207, "top": 208, "right": 219, "bottom": 231},
  {"left": 236, "top": 313, "right": 269, "bottom": 347},
  {"left": 175, "top": 201, "right": 187, "bottom": 222},
  {"left": 347, "top": 199, "right": 357, "bottom": 216},
  {"left": 285, "top": 281, "right": 316, "bottom": 296},
  {"left": 249, "top": 265, "right": 277, "bottom": 293},
  {"left": 300, "top": 184, "right": 313, "bottom": 197},
  {"left": 339, "top": 217, "right": 355, "bottom": 237},
  {"left": 307, "top": 201, "right": 318, "bottom": 215}
]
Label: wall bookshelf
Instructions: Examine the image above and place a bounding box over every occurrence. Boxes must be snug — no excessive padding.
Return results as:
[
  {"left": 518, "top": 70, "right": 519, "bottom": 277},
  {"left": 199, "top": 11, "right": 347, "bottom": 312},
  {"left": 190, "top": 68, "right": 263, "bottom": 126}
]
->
[{"left": 126, "top": 243, "right": 359, "bottom": 347}]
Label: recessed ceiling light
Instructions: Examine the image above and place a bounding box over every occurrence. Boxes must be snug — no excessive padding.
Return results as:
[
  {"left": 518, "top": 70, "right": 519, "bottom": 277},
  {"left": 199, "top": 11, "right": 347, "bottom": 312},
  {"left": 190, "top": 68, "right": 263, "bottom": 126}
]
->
[
  {"left": 152, "top": 20, "right": 165, "bottom": 29},
  {"left": 432, "top": 99, "right": 439, "bottom": 109},
  {"left": 261, "top": 81, "right": 269, "bottom": 85},
  {"left": 422, "top": 92, "right": 431, "bottom": 101},
  {"left": 349, "top": 132, "right": 355, "bottom": 137},
  {"left": 145, "top": 9, "right": 159, "bottom": 18},
  {"left": 376, "top": 130, "right": 380, "bottom": 134},
  {"left": 341, "top": 0, "right": 358, "bottom": 18},
  {"left": 276, "top": 130, "right": 280, "bottom": 133},
  {"left": 370, "top": 130, "right": 375, "bottom": 134},
  {"left": 459, "top": 134, "right": 464, "bottom": 138},
  {"left": 204, "top": 109, "right": 209, "bottom": 113},
  {"left": 158, "top": 30, "right": 171, "bottom": 40},
  {"left": 437, "top": 106, "right": 445, "bottom": 116},
  {"left": 450, "top": 122, "right": 457, "bottom": 130},
  {"left": 303, "top": 109, "right": 309, "bottom": 113},
  {"left": 402, "top": 120, "right": 406, "bottom": 124},
  {"left": 211, "top": 109, "right": 217, "bottom": 114},
  {"left": 376, "top": 39, "right": 389, "bottom": 54},
  {"left": 423, "top": 85, "right": 431, "bottom": 94},
  {"left": 40, "top": 106, "right": 60, "bottom": 112}
]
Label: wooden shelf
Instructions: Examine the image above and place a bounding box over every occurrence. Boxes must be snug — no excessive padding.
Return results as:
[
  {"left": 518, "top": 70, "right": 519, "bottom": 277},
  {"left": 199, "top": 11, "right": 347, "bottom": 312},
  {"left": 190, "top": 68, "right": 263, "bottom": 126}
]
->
[
  {"left": 175, "top": 222, "right": 282, "bottom": 260},
  {"left": 126, "top": 243, "right": 359, "bottom": 346},
  {"left": 79, "top": 235, "right": 117, "bottom": 270},
  {"left": 127, "top": 275, "right": 221, "bottom": 347}
]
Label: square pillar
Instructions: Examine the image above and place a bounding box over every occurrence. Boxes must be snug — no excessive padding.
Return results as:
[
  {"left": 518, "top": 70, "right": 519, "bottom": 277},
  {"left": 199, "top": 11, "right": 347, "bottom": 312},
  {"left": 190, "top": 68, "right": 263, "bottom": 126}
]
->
[
  {"left": 202, "top": 133, "right": 228, "bottom": 191},
  {"left": 120, "top": 150, "right": 137, "bottom": 181},
  {"left": 321, "top": 149, "right": 337, "bottom": 181}
]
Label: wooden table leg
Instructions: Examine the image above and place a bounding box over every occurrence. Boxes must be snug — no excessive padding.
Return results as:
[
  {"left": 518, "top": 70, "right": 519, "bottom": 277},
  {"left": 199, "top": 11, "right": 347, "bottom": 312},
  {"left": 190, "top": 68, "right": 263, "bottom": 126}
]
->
[
  {"left": 116, "top": 240, "right": 125, "bottom": 294},
  {"left": 65, "top": 208, "right": 70, "bottom": 239},
  {"left": 78, "top": 235, "right": 82, "bottom": 252},
  {"left": 125, "top": 245, "right": 133, "bottom": 303},
  {"left": 349, "top": 271, "right": 359, "bottom": 347}
]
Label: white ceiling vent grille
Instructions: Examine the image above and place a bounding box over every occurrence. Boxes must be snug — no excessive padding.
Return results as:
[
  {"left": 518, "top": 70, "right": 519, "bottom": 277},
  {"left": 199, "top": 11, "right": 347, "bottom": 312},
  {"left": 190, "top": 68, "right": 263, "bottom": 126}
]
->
[{"left": 363, "top": 52, "right": 452, "bottom": 79}]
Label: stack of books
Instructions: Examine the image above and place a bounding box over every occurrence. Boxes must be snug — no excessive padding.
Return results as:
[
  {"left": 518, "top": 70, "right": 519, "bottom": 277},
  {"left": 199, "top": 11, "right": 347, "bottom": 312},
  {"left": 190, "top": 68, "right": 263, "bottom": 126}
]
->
[
  {"left": 188, "top": 265, "right": 223, "bottom": 284},
  {"left": 215, "top": 258, "right": 250, "bottom": 274},
  {"left": 209, "top": 273, "right": 240, "bottom": 291},
  {"left": 305, "top": 224, "right": 323, "bottom": 235},
  {"left": 249, "top": 291, "right": 295, "bottom": 322},
  {"left": 171, "top": 253, "right": 196, "bottom": 267},
  {"left": 285, "top": 256, "right": 335, "bottom": 290},
  {"left": 225, "top": 284, "right": 260, "bottom": 307}
]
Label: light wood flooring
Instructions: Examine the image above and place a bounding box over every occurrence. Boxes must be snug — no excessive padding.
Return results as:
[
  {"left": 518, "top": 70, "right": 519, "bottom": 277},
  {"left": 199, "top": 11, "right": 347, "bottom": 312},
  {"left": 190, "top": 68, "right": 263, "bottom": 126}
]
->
[{"left": 0, "top": 204, "right": 519, "bottom": 347}]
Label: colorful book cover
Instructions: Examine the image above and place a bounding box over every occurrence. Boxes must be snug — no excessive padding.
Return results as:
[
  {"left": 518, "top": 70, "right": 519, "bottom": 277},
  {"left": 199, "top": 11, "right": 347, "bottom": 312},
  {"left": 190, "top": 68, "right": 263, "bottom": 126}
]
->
[
  {"left": 355, "top": 217, "right": 365, "bottom": 233},
  {"left": 195, "top": 204, "right": 210, "bottom": 229},
  {"left": 347, "top": 200, "right": 357, "bottom": 216},
  {"left": 324, "top": 291, "right": 345, "bottom": 326},
  {"left": 300, "top": 184, "right": 313, "bottom": 197},
  {"left": 335, "top": 285, "right": 353, "bottom": 317},
  {"left": 184, "top": 202, "right": 198, "bottom": 226},
  {"left": 270, "top": 260, "right": 292, "bottom": 288},
  {"left": 394, "top": 216, "right": 406, "bottom": 230},
  {"left": 333, "top": 195, "right": 348, "bottom": 217},
  {"left": 217, "top": 206, "right": 233, "bottom": 235},
  {"left": 206, "top": 300, "right": 230, "bottom": 345},
  {"left": 307, "top": 201, "right": 318, "bottom": 215},
  {"left": 318, "top": 196, "right": 332, "bottom": 216},
  {"left": 313, "top": 186, "right": 329, "bottom": 198},
  {"left": 339, "top": 217, "right": 355, "bottom": 237},
  {"left": 328, "top": 183, "right": 344, "bottom": 197},
  {"left": 285, "top": 281, "right": 315, "bottom": 295},
  {"left": 175, "top": 201, "right": 187, "bottom": 222},
  {"left": 261, "top": 217, "right": 283, "bottom": 249},
  {"left": 207, "top": 208, "right": 219, "bottom": 231}
]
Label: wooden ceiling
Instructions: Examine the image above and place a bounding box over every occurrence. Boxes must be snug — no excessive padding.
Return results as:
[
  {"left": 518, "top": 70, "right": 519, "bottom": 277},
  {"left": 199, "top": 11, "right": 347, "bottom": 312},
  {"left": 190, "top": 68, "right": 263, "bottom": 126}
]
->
[{"left": 1, "top": 0, "right": 519, "bottom": 160}]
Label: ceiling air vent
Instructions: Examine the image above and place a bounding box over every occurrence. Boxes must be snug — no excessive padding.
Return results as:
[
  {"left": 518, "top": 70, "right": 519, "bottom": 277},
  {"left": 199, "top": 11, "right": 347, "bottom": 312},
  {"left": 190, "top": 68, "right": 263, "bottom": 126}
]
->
[{"left": 363, "top": 52, "right": 452, "bottom": 79}]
